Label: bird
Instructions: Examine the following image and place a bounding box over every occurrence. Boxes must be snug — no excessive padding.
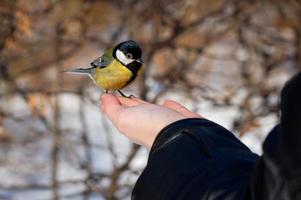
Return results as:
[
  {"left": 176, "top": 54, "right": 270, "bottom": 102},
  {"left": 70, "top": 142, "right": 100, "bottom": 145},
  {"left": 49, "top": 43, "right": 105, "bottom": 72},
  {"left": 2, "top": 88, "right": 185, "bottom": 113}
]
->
[{"left": 65, "top": 40, "right": 143, "bottom": 97}]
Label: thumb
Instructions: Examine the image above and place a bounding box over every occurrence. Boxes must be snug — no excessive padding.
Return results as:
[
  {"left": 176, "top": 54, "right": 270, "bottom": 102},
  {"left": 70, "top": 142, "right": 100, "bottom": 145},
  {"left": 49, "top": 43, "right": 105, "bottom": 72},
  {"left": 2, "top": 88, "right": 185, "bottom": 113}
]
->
[
  {"left": 100, "top": 94, "right": 123, "bottom": 122},
  {"left": 117, "top": 96, "right": 147, "bottom": 107}
]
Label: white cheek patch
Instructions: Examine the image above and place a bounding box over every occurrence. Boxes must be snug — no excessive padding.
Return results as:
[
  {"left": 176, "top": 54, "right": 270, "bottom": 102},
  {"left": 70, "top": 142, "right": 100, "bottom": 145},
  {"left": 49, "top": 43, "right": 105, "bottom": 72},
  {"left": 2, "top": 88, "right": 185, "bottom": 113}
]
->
[{"left": 116, "top": 49, "right": 134, "bottom": 65}]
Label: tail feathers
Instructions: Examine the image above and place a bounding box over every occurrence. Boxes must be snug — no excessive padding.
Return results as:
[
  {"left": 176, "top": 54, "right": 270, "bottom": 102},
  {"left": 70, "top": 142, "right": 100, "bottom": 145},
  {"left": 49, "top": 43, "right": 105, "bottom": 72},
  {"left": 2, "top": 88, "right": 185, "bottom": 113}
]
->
[{"left": 64, "top": 67, "right": 93, "bottom": 75}]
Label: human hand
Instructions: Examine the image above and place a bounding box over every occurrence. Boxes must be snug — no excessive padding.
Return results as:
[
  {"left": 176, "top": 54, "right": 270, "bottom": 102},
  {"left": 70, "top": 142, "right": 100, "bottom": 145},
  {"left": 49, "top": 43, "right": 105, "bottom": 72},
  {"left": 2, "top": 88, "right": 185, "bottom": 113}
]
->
[{"left": 100, "top": 94, "right": 201, "bottom": 149}]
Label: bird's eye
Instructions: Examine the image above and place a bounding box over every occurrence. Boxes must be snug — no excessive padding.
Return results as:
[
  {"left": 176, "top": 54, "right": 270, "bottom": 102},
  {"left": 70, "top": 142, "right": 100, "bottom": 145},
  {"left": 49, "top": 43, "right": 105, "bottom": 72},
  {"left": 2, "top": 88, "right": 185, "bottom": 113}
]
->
[{"left": 126, "top": 53, "right": 133, "bottom": 59}]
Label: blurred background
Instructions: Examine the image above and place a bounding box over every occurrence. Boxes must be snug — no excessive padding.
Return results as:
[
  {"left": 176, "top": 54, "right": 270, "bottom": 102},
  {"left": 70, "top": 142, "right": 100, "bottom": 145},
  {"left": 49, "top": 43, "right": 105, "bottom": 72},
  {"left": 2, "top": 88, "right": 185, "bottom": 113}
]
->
[{"left": 0, "top": 0, "right": 300, "bottom": 199}]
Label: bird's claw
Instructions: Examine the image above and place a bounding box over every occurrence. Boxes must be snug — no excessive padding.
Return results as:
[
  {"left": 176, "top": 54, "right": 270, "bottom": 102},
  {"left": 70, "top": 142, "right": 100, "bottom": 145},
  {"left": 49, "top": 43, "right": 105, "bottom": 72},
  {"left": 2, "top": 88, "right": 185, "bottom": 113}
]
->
[{"left": 117, "top": 90, "right": 135, "bottom": 98}]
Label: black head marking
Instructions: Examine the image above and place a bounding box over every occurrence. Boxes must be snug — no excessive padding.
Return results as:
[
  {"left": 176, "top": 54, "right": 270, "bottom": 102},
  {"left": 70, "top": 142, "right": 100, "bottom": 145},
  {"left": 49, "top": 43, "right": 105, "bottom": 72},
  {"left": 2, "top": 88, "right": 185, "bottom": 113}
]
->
[{"left": 113, "top": 40, "right": 142, "bottom": 61}]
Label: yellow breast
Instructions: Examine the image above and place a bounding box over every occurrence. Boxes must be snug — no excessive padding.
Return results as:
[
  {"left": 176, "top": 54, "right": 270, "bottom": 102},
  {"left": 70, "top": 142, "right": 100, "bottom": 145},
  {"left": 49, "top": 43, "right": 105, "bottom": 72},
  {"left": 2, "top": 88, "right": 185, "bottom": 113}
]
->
[{"left": 92, "top": 60, "right": 133, "bottom": 90}]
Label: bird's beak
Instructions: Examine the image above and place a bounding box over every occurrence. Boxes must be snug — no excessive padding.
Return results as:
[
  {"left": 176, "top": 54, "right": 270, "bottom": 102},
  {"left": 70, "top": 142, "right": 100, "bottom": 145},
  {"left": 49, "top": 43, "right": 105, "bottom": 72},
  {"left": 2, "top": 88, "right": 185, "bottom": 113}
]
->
[{"left": 136, "top": 58, "right": 143, "bottom": 64}]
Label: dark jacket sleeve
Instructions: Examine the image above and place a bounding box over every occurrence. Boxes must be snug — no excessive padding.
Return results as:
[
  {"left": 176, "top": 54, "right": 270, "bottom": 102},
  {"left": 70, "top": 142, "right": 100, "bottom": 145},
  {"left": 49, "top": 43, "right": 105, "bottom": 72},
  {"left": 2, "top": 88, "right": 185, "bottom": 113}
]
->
[
  {"left": 132, "top": 118, "right": 259, "bottom": 200},
  {"left": 247, "top": 71, "right": 301, "bottom": 200}
]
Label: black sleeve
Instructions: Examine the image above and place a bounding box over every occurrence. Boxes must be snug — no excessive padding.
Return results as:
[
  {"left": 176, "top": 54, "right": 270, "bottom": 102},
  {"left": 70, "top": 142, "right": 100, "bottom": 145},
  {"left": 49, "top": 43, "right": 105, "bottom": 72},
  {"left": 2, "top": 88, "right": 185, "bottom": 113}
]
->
[
  {"left": 132, "top": 118, "right": 259, "bottom": 200},
  {"left": 247, "top": 72, "right": 301, "bottom": 200}
]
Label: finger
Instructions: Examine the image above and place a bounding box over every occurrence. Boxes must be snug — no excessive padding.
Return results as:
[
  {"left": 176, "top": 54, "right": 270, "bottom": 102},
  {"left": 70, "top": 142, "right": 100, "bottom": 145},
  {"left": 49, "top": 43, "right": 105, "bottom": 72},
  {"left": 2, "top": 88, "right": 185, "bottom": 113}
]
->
[
  {"left": 163, "top": 100, "right": 201, "bottom": 118},
  {"left": 117, "top": 96, "right": 147, "bottom": 107},
  {"left": 100, "top": 94, "right": 123, "bottom": 122},
  {"left": 131, "top": 97, "right": 148, "bottom": 104}
]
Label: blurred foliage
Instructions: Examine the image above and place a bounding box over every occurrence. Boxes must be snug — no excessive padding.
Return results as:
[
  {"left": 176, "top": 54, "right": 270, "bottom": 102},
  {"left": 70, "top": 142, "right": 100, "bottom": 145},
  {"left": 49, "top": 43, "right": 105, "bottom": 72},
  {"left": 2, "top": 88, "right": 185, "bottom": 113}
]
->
[{"left": 0, "top": 0, "right": 300, "bottom": 199}]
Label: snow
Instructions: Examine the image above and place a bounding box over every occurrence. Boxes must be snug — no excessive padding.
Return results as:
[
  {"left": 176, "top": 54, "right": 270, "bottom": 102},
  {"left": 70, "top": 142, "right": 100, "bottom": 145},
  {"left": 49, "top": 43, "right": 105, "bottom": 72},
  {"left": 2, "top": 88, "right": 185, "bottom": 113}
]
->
[{"left": 0, "top": 85, "right": 278, "bottom": 199}]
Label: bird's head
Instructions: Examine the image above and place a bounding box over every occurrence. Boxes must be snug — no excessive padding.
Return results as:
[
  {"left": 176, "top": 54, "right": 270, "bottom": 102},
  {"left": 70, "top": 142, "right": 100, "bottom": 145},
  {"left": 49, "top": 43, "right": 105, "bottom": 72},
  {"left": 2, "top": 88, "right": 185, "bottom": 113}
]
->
[{"left": 113, "top": 40, "right": 143, "bottom": 66}]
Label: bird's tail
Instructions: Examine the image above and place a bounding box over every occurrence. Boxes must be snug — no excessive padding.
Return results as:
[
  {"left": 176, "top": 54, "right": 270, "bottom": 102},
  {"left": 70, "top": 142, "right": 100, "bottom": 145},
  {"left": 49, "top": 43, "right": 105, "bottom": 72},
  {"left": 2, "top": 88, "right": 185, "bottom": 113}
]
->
[{"left": 63, "top": 67, "right": 93, "bottom": 75}]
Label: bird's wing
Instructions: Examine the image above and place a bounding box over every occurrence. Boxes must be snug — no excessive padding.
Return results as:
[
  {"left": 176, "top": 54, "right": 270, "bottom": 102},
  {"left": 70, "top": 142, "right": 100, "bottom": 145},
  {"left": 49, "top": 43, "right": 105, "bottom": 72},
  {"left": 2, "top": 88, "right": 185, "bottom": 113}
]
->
[{"left": 90, "top": 48, "right": 114, "bottom": 68}]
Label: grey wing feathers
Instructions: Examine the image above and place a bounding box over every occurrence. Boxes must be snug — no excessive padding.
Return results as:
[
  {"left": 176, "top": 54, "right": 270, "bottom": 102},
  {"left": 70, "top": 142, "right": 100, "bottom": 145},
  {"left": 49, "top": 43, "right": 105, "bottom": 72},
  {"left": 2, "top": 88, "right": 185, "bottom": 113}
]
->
[
  {"left": 91, "top": 56, "right": 110, "bottom": 68},
  {"left": 90, "top": 48, "right": 114, "bottom": 68}
]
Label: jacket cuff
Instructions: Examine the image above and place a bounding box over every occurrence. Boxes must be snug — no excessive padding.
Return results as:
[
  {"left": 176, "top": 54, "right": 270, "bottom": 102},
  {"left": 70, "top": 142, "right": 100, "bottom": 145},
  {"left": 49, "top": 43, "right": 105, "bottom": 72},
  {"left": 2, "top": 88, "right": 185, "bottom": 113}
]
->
[{"left": 150, "top": 118, "right": 211, "bottom": 153}]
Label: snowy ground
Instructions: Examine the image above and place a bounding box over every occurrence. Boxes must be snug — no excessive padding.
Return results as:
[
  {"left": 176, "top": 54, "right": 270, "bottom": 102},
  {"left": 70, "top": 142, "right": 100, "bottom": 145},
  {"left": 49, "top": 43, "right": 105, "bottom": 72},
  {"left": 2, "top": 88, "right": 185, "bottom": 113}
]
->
[{"left": 0, "top": 87, "right": 277, "bottom": 200}]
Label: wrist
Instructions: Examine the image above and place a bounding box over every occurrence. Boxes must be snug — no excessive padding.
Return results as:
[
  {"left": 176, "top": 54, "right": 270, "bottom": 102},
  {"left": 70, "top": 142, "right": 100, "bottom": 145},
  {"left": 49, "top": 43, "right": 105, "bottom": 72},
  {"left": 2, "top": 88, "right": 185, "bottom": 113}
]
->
[{"left": 150, "top": 118, "right": 205, "bottom": 152}]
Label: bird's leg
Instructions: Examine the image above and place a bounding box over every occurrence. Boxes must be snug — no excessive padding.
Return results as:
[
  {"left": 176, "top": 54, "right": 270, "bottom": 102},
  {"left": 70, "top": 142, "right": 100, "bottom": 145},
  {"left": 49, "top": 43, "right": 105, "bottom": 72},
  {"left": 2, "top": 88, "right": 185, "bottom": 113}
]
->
[
  {"left": 117, "top": 90, "right": 135, "bottom": 98},
  {"left": 118, "top": 90, "right": 126, "bottom": 97}
]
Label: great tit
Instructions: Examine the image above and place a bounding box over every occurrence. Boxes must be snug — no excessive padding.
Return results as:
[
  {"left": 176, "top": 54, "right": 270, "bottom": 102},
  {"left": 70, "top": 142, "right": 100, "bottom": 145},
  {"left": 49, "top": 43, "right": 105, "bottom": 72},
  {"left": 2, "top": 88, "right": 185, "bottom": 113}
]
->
[{"left": 65, "top": 40, "right": 143, "bottom": 97}]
